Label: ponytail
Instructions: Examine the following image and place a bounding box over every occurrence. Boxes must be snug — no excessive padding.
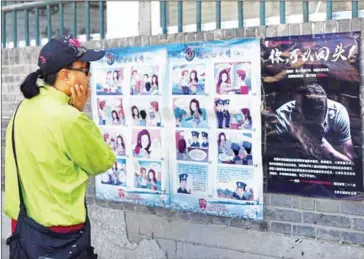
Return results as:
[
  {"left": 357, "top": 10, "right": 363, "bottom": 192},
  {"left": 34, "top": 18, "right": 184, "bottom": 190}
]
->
[{"left": 20, "top": 69, "right": 42, "bottom": 99}]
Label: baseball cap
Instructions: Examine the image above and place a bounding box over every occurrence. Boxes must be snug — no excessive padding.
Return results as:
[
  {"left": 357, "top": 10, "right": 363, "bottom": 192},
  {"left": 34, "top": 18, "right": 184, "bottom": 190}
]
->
[
  {"left": 20, "top": 34, "right": 105, "bottom": 99},
  {"left": 38, "top": 34, "right": 105, "bottom": 76}
]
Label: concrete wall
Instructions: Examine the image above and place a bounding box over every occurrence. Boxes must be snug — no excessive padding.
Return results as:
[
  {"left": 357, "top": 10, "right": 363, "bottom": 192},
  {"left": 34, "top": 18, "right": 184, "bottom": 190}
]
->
[{"left": 2, "top": 19, "right": 364, "bottom": 259}]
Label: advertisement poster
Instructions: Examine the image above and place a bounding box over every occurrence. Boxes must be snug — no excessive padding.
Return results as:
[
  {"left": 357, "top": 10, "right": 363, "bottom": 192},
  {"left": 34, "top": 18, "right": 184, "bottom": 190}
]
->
[
  {"left": 262, "top": 32, "right": 363, "bottom": 200},
  {"left": 167, "top": 39, "right": 263, "bottom": 220},
  {"left": 91, "top": 38, "right": 264, "bottom": 220},
  {"left": 91, "top": 45, "right": 169, "bottom": 207}
]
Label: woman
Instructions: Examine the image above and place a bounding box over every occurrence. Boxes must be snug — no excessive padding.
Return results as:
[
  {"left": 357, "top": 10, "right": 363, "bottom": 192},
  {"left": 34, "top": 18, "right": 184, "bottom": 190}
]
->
[
  {"left": 111, "top": 70, "right": 120, "bottom": 93},
  {"left": 149, "top": 101, "right": 161, "bottom": 127},
  {"left": 111, "top": 162, "right": 120, "bottom": 185},
  {"left": 147, "top": 169, "right": 158, "bottom": 191},
  {"left": 151, "top": 74, "right": 159, "bottom": 95},
  {"left": 218, "top": 132, "right": 228, "bottom": 154},
  {"left": 216, "top": 69, "right": 232, "bottom": 94},
  {"left": 131, "top": 70, "right": 141, "bottom": 95},
  {"left": 242, "top": 108, "right": 252, "bottom": 129},
  {"left": 179, "top": 70, "right": 190, "bottom": 95},
  {"left": 189, "top": 70, "right": 199, "bottom": 94},
  {"left": 98, "top": 100, "right": 106, "bottom": 125},
  {"left": 111, "top": 110, "right": 120, "bottom": 125},
  {"left": 131, "top": 105, "right": 140, "bottom": 126},
  {"left": 136, "top": 167, "right": 148, "bottom": 188},
  {"left": 118, "top": 166, "right": 126, "bottom": 185},
  {"left": 134, "top": 129, "right": 152, "bottom": 158},
  {"left": 115, "top": 135, "right": 125, "bottom": 156},
  {"left": 236, "top": 69, "right": 249, "bottom": 94},
  {"left": 190, "top": 99, "right": 204, "bottom": 127}
]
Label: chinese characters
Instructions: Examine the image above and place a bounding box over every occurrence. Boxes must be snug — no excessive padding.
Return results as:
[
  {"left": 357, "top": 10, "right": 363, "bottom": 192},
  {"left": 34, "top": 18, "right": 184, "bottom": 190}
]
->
[{"left": 268, "top": 42, "right": 357, "bottom": 65}]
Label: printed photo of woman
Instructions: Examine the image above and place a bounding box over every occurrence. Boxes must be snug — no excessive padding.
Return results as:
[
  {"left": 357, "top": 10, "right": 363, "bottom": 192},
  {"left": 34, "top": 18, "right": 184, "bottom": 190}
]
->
[
  {"left": 130, "top": 66, "right": 159, "bottom": 96},
  {"left": 95, "top": 68, "right": 123, "bottom": 95},
  {"left": 132, "top": 129, "right": 162, "bottom": 160},
  {"left": 130, "top": 99, "right": 162, "bottom": 127},
  {"left": 101, "top": 159, "right": 127, "bottom": 186},
  {"left": 97, "top": 97, "right": 125, "bottom": 126},
  {"left": 173, "top": 98, "right": 208, "bottom": 129},
  {"left": 215, "top": 62, "right": 251, "bottom": 95},
  {"left": 134, "top": 161, "right": 163, "bottom": 192},
  {"left": 172, "top": 64, "right": 206, "bottom": 95}
]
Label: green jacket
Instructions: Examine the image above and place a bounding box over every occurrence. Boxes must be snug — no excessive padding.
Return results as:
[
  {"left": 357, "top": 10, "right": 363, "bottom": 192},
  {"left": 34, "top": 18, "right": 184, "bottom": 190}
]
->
[{"left": 5, "top": 84, "right": 115, "bottom": 227}]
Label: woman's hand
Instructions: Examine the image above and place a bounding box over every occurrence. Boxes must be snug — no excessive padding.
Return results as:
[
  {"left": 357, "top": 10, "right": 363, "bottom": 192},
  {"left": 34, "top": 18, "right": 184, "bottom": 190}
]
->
[{"left": 69, "top": 84, "right": 90, "bottom": 112}]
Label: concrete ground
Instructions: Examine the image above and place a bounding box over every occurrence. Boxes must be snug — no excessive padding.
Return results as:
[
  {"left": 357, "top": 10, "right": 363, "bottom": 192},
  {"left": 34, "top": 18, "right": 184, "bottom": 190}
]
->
[{"left": 2, "top": 239, "right": 9, "bottom": 259}]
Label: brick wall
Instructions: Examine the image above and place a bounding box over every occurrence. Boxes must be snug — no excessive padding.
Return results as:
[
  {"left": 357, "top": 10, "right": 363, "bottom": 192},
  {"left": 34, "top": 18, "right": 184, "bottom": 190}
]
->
[{"left": 2, "top": 19, "right": 364, "bottom": 258}]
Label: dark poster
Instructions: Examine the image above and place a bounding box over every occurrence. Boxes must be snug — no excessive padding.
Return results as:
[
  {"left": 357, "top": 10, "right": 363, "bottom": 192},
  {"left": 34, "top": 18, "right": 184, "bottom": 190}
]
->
[{"left": 261, "top": 32, "right": 363, "bottom": 199}]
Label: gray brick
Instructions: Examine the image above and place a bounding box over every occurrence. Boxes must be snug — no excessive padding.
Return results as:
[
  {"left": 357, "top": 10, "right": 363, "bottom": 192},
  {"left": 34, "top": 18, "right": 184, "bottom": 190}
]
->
[
  {"left": 245, "top": 27, "right": 256, "bottom": 38},
  {"left": 141, "top": 35, "right": 150, "bottom": 46},
  {"left": 315, "top": 199, "right": 340, "bottom": 213},
  {"left": 263, "top": 194, "right": 270, "bottom": 205},
  {"left": 126, "top": 37, "right": 135, "bottom": 47},
  {"left": 303, "top": 212, "right": 351, "bottom": 228},
  {"left": 223, "top": 28, "right": 234, "bottom": 40},
  {"left": 271, "top": 194, "right": 292, "bottom": 208},
  {"left": 156, "top": 238, "right": 177, "bottom": 259},
  {"left": 266, "top": 26, "right": 277, "bottom": 38},
  {"left": 277, "top": 24, "right": 289, "bottom": 36},
  {"left": 127, "top": 232, "right": 144, "bottom": 244},
  {"left": 324, "top": 20, "right": 338, "bottom": 33},
  {"left": 2, "top": 67, "right": 9, "bottom": 74},
  {"left": 195, "top": 32, "right": 204, "bottom": 41},
  {"left": 265, "top": 208, "right": 302, "bottom": 223},
  {"left": 289, "top": 23, "right": 301, "bottom": 36},
  {"left": 190, "top": 213, "right": 210, "bottom": 225},
  {"left": 186, "top": 33, "right": 196, "bottom": 42},
  {"left": 293, "top": 197, "right": 315, "bottom": 210},
  {"left": 209, "top": 215, "right": 229, "bottom": 226},
  {"left": 256, "top": 26, "right": 266, "bottom": 38},
  {"left": 204, "top": 31, "right": 214, "bottom": 41},
  {"left": 317, "top": 228, "right": 341, "bottom": 241},
  {"left": 234, "top": 28, "right": 245, "bottom": 38},
  {"left": 133, "top": 36, "right": 141, "bottom": 46},
  {"left": 159, "top": 34, "right": 169, "bottom": 45},
  {"left": 341, "top": 232, "right": 364, "bottom": 245},
  {"left": 229, "top": 218, "right": 252, "bottom": 229},
  {"left": 338, "top": 19, "right": 350, "bottom": 33},
  {"left": 292, "top": 225, "right": 315, "bottom": 238},
  {"left": 350, "top": 18, "right": 361, "bottom": 32},
  {"left": 150, "top": 35, "right": 159, "bottom": 45},
  {"left": 341, "top": 201, "right": 364, "bottom": 216},
  {"left": 175, "top": 211, "right": 190, "bottom": 221},
  {"left": 214, "top": 29, "right": 224, "bottom": 40},
  {"left": 313, "top": 21, "right": 324, "bottom": 35},
  {"left": 353, "top": 218, "right": 364, "bottom": 231},
  {"left": 125, "top": 212, "right": 139, "bottom": 234},
  {"left": 301, "top": 22, "right": 312, "bottom": 35},
  {"left": 270, "top": 222, "right": 291, "bottom": 235},
  {"left": 155, "top": 207, "right": 174, "bottom": 218},
  {"left": 175, "top": 33, "right": 185, "bottom": 43}
]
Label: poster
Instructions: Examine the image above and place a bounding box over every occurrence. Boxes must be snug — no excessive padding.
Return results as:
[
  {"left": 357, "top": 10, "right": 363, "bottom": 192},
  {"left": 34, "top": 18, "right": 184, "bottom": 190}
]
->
[
  {"left": 91, "top": 46, "right": 169, "bottom": 207},
  {"left": 262, "top": 32, "right": 363, "bottom": 200},
  {"left": 91, "top": 38, "right": 264, "bottom": 220},
  {"left": 166, "top": 39, "right": 263, "bottom": 219}
]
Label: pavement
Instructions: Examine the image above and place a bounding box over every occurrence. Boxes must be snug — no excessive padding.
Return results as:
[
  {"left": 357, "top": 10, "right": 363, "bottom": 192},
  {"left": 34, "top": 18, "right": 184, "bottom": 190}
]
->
[{"left": 2, "top": 239, "right": 9, "bottom": 259}]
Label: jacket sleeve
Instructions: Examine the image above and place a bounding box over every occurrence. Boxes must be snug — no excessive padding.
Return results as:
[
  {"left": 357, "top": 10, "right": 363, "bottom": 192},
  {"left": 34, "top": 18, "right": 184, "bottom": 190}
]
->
[{"left": 62, "top": 112, "right": 116, "bottom": 176}]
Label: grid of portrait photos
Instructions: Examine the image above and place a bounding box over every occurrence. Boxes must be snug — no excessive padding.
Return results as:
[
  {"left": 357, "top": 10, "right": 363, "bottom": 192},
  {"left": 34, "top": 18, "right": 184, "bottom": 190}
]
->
[
  {"left": 94, "top": 65, "right": 128, "bottom": 189},
  {"left": 168, "top": 41, "right": 262, "bottom": 214},
  {"left": 213, "top": 61, "right": 257, "bottom": 203},
  {"left": 130, "top": 63, "right": 164, "bottom": 195},
  {"left": 171, "top": 64, "right": 256, "bottom": 198}
]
